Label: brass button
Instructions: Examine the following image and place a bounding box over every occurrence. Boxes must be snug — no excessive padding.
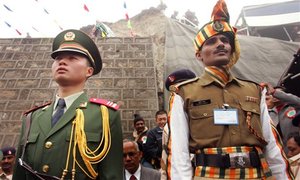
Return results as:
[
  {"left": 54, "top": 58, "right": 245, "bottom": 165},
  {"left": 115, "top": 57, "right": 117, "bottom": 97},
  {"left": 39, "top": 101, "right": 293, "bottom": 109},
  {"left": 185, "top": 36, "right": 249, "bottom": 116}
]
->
[
  {"left": 203, "top": 113, "right": 208, "bottom": 116},
  {"left": 42, "top": 165, "right": 49, "bottom": 173},
  {"left": 45, "top": 141, "right": 53, "bottom": 149}
]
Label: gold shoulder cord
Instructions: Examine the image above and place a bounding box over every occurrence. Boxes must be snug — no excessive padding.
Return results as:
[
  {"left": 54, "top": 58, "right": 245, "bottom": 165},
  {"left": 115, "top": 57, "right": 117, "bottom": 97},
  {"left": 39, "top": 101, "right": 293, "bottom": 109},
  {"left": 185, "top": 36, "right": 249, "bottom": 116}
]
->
[{"left": 61, "top": 105, "right": 111, "bottom": 180}]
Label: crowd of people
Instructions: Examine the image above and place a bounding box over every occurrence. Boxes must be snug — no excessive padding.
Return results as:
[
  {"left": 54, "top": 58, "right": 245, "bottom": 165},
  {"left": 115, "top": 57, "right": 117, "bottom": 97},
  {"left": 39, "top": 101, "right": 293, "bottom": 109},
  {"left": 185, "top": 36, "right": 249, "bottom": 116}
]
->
[{"left": 1, "top": 0, "right": 298, "bottom": 179}]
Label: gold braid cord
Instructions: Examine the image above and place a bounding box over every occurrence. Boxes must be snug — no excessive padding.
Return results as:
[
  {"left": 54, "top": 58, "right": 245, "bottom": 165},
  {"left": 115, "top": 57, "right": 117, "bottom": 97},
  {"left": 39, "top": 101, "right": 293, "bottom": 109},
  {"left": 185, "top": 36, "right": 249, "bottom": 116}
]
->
[
  {"left": 61, "top": 106, "right": 111, "bottom": 180},
  {"left": 246, "top": 112, "right": 268, "bottom": 145}
]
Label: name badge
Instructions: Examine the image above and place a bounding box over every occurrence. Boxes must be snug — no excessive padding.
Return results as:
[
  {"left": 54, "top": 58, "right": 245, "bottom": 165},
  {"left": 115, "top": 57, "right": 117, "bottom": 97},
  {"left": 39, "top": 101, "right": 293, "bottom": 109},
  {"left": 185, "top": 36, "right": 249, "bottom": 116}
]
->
[{"left": 213, "top": 109, "right": 238, "bottom": 125}]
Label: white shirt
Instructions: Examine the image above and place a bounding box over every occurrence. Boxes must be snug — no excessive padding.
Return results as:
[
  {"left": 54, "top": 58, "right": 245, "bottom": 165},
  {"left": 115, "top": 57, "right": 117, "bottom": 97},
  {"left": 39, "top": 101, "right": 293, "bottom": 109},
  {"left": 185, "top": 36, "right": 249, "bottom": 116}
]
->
[
  {"left": 125, "top": 165, "right": 141, "bottom": 180},
  {"left": 53, "top": 91, "right": 84, "bottom": 114}
]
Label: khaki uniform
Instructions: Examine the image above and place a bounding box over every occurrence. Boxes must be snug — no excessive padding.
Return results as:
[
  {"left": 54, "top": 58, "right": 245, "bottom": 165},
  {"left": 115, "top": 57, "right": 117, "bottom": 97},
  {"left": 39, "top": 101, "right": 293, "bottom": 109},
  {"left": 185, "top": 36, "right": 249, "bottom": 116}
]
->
[
  {"left": 177, "top": 73, "right": 265, "bottom": 151},
  {"left": 13, "top": 93, "right": 123, "bottom": 180}
]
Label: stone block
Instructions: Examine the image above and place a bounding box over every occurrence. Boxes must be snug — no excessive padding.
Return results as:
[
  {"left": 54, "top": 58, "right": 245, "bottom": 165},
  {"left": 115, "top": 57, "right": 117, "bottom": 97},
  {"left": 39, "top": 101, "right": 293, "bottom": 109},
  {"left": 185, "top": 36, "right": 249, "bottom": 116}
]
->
[
  {"left": 0, "top": 111, "right": 11, "bottom": 121},
  {"left": 103, "top": 51, "right": 123, "bottom": 59},
  {"left": 134, "top": 51, "right": 153, "bottom": 58},
  {"left": 6, "top": 101, "right": 33, "bottom": 111},
  {"left": 37, "top": 69, "right": 52, "bottom": 78},
  {"left": 39, "top": 79, "right": 51, "bottom": 88},
  {"left": 11, "top": 111, "right": 23, "bottom": 121},
  {"left": 3, "top": 53, "right": 13, "bottom": 60},
  {"left": 13, "top": 39, "right": 22, "bottom": 45},
  {"left": 135, "top": 38, "right": 152, "bottom": 43},
  {"left": 16, "top": 79, "right": 40, "bottom": 88},
  {"left": 23, "top": 45, "right": 33, "bottom": 52},
  {"left": 27, "top": 69, "right": 38, "bottom": 78},
  {"left": 128, "top": 59, "right": 147, "bottom": 67},
  {"left": 87, "top": 89, "right": 99, "bottom": 98},
  {"left": 0, "top": 80, "right": 6, "bottom": 88},
  {"left": 6, "top": 80, "right": 16, "bottom": 88},
  {"left": 0, "top": 61, "right": 16, "bottom": 68},
  {"left": 32, "top": 45, "right": 51, "bottom": 51},
  {"left": 0, "top": 102, "right": 7, "bottom": 110},
  {"left": 102, "top": 59, "right": 114, "bottom": 68},
  {"left": 135, "top": 68, "right": 154, "bottom": 77},
  {"left": 88, "top": 78, "right": 113, "bottom": 88},
  {"left": 135, "top": 89, "right": 156, "bottom": 99},
  {"left": 19, "top": 89, "right": 30, "bottom": 100},
  {"left": 122, "top": 68, "right": 135, "bottom": 77},
  {"left": 147, "top": 78, "right": 156, "bottom": 87},
  {"left": 0, "top": 89, "right": 19, "bottom": 100},
  {"left": 25, "top": 61, "right": 46, "bottom": 68},
  {"left": 129, "top": 44, "right": 145, "bottom": 51},
  {"left": 21, "top": 38, "right": 42, "bottom": 44},
  {"left": 101, "top": 44, "right": 116, "bottom": 51},
  {"left": 0, "top": 39, "right": 13, "bottom": 44},
  {"left": 123, "top": 89, "right": 134, "bottom": 99},
  {"left": 115, "top": 59, "right": 128, "bottom": 68},
  {"left": 1, "top": 134, "right": 16, "bottom": 147},
  {"left": 116, "top": 44, "right": 128, "bottom": 51},
  {"left": 100, "top": 68, "right": 123, "bottom": 78},
  {"left": 128, "top": 78, "right": 147, "bottom": 88},
  {"left": 13, "top": 52, "right": 35, "bottom": 60},
  {"left": 124, "top": 52, "right": 133, "bottom": 58},
  {"left": 124, "top": 38, "right": 134, "bottom": 43},
  {"left": 4, "top": 45, "right": 23, "bottom": 52},
  {"left": 0, "top": 52, "right": 5, "bottom": 60},
  {"left": 16, "top": 61, "right": 26, "bottom": 68},
  {"left": 98, "top": 89, "right": 121, "bottom": 99},
  {"left": 105, "top": 38, "right": 123, "bottom": 43},
  {"left": 29, "top": 89, "right": 54, "bottom": 100},
  {"left": 114, "top": 78, "right": 128, "bottom": 88},
  {"left": 128, "top": 100, "right": 149, "bottom": 109}
]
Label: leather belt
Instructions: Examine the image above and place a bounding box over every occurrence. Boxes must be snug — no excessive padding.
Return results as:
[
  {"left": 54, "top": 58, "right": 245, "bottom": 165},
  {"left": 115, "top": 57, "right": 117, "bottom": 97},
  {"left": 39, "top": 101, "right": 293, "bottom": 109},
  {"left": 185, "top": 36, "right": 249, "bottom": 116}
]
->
[{"left": 195, "top": 151, "right": 261, "bottom": 168}]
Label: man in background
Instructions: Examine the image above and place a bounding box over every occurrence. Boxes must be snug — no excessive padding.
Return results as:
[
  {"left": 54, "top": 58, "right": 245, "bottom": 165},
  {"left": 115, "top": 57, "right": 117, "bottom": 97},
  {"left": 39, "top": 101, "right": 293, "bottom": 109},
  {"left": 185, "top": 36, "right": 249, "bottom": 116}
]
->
[
  {"left": 123, "top": 139, "right": 160, "bottom": 180},
  {"left": 0, "top": 147, "right": 16, "bottom": 180},
  {"left": 143, "top": 110, "right": 167, "bottom": 169}
]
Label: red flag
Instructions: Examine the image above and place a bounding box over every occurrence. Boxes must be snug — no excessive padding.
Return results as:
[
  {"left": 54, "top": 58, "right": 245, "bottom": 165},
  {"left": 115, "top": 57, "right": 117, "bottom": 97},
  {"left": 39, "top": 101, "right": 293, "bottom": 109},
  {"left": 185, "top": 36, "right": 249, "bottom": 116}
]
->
[
  {"left": 83, "top": 4, "right": 89, "bottom": 12},
  {"left": 125, "top": 13, "right": 129, "bottom": 20},
  {"left": 15, "top": 29, "right": 22, "bottom": 36}
]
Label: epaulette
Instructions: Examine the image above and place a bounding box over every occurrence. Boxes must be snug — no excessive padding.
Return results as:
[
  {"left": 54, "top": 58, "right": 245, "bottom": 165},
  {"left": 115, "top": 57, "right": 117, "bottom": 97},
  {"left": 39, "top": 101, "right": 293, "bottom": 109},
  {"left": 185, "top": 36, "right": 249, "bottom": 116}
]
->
[
  {"left": 169, "top": 77, "right": 199, "bottom": 92},
  {"left": 89, "top": 98, "right": 119, "bottom": 110},
  {"left": 23, "top": 102, "right": 52, "bottom": 115}
]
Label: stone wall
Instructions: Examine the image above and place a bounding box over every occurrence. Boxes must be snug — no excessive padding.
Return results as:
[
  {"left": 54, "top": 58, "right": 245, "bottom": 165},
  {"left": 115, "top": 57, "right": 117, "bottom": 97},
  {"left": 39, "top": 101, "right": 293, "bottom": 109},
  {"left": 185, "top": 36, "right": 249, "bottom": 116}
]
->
[{"left": 0, "top": 37, "right": 159, "bottom": 148}]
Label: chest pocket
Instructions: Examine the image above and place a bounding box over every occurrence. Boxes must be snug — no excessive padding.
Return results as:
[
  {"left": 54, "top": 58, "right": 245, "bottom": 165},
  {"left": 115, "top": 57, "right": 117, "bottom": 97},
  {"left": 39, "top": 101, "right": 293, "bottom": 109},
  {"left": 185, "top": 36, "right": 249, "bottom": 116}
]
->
[{"left": 188, "top": 103, "right": 224, "bottom": 141}]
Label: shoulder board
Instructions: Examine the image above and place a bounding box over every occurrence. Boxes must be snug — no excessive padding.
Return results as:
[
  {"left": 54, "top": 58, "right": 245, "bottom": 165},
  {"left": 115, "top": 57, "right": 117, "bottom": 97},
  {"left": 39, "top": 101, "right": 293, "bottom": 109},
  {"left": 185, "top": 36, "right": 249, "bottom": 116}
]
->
[
  {"left": 89, "top": 98, "right": 119, "bottom": 110},
  {"left": 23, "top": 102, "right": 52, "bottom": 115},
  {"left": 172, "top": 77, "right": 199, "bottom": 89}
]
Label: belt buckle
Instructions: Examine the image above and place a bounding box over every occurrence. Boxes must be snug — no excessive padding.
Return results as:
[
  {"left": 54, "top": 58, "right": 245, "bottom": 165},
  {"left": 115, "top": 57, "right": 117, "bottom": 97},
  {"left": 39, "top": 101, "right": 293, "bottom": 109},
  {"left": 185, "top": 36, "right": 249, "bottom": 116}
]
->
[{"left": 229, "top": 152, "right": 251, "bottom": 168}]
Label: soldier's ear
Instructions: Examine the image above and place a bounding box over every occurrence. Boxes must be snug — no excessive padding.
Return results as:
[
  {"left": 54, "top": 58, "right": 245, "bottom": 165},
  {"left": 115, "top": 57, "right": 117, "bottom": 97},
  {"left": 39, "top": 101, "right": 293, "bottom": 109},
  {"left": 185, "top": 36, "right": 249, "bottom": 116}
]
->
[{"left": 195, "top": 51, "right": 203, "bottom": 61}]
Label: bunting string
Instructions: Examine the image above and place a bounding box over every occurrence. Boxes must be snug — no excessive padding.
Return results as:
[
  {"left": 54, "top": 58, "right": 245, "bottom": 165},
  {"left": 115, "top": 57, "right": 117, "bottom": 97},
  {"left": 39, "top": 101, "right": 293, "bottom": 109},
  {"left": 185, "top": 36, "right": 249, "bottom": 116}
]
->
[{"left": 123, "top": 1, "right": 135, "bottom": 37}]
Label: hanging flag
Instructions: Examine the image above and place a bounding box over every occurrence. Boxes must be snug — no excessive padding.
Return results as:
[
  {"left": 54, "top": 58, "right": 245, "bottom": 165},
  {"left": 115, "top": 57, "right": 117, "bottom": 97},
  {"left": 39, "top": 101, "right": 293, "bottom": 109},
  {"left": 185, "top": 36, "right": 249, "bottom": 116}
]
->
[
  {"left": 43, "top": 8, "right": 49, "bottom": 14},
  {"left": 3, "top": 4, "right": 13, "bottom": 12},
  {"left": 83, "top": 4, "right": 89, "bottom": 12},
  {"left": 15, "top": 29, "right": 22, "bottom": 36},
  {"left": 32, "top": 26, "right": 39, "bottom": 32},
  {"left": 123, "top": 2, "right": 127, "bottom": 9},
  {"left": 4, "top": 21, "right": 11, "bottom": 28},
  {"left": 125, "top": 13, "right": 129, "bottom": 20}
]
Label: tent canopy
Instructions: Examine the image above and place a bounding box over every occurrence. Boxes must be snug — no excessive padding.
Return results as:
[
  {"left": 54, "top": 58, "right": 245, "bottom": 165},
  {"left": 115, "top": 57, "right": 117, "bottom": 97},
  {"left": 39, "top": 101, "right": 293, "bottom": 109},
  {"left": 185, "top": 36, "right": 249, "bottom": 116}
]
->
[{"left": 234, "top": 0, "right": 300, "bottom": 41}]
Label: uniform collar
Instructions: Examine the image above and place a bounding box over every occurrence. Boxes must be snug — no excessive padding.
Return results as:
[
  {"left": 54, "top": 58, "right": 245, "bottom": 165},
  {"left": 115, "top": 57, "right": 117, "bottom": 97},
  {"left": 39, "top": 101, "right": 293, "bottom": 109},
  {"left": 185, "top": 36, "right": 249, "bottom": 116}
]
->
[
  {"left": 199, "top": 71, "right": 242, "bottom": 87},
  {"left": 54, "top": 91, "right": 84, "bottom": 110}
]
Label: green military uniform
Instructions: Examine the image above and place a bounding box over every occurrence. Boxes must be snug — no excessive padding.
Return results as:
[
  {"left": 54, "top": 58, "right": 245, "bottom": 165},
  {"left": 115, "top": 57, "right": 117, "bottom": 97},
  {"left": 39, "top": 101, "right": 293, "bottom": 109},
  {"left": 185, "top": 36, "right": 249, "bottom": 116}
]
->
[
  {"left": 13, "top": 29, "right": 123, "bottom": 180},
  {"left": 13, "top": 93, "right": 123, "bottom": 180}
]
